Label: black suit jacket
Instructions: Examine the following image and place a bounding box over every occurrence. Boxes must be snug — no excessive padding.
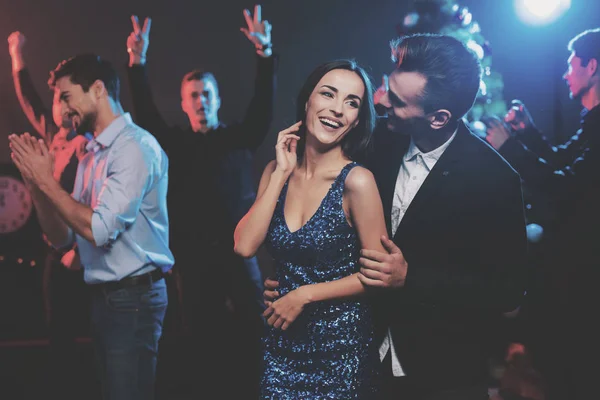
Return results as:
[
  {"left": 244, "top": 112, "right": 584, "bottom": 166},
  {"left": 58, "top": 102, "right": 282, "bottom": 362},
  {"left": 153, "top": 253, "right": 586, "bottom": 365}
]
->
[{"left": 369, "top": 121, "right": 528, "bottom": 390}]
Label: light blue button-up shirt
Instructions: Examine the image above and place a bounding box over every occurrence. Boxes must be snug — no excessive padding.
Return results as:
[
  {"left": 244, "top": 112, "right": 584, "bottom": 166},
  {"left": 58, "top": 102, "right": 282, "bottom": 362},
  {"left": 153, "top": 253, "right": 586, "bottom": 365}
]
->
[{"left": 62, "top": 113, "right": 174, "bottom": 284}]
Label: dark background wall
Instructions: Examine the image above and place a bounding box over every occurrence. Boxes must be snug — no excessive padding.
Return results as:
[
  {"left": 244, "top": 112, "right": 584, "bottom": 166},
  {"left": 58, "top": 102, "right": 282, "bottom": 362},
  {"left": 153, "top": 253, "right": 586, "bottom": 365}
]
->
[{"left": 0, "top": 0, "right": 597, "bottom": 170}]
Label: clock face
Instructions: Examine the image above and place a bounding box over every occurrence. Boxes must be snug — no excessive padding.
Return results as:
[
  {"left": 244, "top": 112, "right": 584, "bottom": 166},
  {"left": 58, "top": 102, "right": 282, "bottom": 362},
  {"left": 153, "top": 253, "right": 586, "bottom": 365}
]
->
[{"left": 0, "top": 176, "right": 33, "bottom": 234}]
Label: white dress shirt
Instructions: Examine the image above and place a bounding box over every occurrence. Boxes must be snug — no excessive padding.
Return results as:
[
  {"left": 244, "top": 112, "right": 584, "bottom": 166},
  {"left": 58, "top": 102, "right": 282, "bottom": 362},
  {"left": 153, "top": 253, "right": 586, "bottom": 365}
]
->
[{"left": 379, "top": 130, "right": 457, "bottom": 376}]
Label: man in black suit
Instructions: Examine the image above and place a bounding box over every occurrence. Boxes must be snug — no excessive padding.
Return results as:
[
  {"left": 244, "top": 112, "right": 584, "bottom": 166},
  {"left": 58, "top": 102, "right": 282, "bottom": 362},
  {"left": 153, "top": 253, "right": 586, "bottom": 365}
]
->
[{"left": 355, "top": 34, "right": 528, "bottom": 399}]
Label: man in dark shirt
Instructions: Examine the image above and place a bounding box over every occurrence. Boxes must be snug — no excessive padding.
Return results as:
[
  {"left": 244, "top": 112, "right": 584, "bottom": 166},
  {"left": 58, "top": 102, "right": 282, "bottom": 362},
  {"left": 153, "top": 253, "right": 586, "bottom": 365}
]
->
[
  {"left": 486, "top": 28, "right": 600, "bottom": 400},
  {"left": 8, "top": 30, "right": 90, "bottom": 397},
  {"left": 125, "top": 5, "right": 276, "bottom": 397}
]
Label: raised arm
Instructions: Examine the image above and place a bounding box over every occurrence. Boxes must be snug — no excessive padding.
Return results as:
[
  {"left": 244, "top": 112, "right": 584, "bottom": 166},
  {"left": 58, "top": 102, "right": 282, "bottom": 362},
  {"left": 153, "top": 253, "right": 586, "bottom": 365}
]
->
[
  {"left": 225, "top": 5, "right": 277, "bottom": 151},
  {"left": 233, "top": 122, "right": 301, "bottom": 258},
  {"left": 499, "top": 119, "right": 600, "bottom": 210},
  {"left": 487, "top": 100, "right": 584, "bottom": 169},
  {"left": 506, "top": 100, "right": 580, "bottom": 168},
  {"left": 513, "top": 127, "right": 585, "bottom": 170},
  {"left": 126, "top": 16, "right": 171, "bottom": 150},
  {"left": 8, "top": 32, "right": 57, "bottom": 144}
]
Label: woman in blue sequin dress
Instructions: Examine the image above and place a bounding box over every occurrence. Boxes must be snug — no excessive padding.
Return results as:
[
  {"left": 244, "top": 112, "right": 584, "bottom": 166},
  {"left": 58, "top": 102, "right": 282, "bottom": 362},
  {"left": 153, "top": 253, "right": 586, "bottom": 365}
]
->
[{"left": 234, "top": 60, "right": 389, "bottom": 399}]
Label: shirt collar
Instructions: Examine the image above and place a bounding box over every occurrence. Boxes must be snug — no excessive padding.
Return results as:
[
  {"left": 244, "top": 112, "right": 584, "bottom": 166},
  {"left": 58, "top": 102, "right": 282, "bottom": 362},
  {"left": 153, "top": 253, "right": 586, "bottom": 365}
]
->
[
  {"left": 581, "top": 103, "right": 600, "bottom": 124},
  {"left": 52, "top": 129, "right": 86, "bottom": 147},
  {"left": 86, "top": 113, "right": 132, "bottom": 152},
  {"left": 403, "top": 129, "right": 458, "bottom": 170}
]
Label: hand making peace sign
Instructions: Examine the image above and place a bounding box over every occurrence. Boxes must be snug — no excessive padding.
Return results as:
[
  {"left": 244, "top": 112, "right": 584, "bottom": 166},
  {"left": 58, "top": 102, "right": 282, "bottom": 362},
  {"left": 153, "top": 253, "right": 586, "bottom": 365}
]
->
[
  {"left": 240, "top": 4, "right": 272, "bottom": 51},
  {"left": 127, "top": 15, "right": 151, "bottom": 65}
]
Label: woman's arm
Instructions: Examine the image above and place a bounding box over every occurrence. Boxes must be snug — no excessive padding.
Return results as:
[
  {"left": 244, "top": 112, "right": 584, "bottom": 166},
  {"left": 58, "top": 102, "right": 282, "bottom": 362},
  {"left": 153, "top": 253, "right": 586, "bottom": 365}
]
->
[
  {"left": 233, "top": 122, "right": 301, "bottom": 257},
  {"left": 264, "top": 166, "right": 388, "bottom": 330}
]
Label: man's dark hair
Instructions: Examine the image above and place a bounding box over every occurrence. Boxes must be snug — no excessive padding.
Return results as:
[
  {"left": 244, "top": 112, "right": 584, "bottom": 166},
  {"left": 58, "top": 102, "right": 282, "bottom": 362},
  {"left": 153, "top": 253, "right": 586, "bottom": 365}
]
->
[
  {"left": 390, "top": 33, "right": 482, "bottom": 120},
  {"left": 568, "top": 28, "right": 600, "bottom": 69},
  {"left": 48, "top": 54, "right": 120, "bottom": 101}
]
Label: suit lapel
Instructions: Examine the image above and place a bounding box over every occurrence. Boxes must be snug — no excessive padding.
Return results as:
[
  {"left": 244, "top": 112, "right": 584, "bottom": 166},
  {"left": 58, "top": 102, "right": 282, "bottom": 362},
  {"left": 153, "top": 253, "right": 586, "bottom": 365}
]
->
[
  {"left": 392, "top": 124, "right": 471, "bottom": 242},
  {"left": 376, "top": 132, "right": 410, "bottom": 235}
]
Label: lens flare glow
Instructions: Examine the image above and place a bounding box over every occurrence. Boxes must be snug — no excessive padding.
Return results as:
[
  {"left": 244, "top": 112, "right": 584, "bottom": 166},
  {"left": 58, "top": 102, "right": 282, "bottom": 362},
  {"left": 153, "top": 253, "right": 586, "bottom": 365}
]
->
[{"left": 515, "top": 0, "right": 571, "bottom": 25}]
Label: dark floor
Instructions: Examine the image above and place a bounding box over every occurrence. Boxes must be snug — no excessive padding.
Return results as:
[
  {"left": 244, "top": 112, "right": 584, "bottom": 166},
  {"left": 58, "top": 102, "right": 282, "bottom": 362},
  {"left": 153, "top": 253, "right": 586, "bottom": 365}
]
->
[
  {"left": 0, "top": 337, "right": 197, "bottom": 400},
  {"left": 0, "top": 257, "right": 264, "bottom": 399}
]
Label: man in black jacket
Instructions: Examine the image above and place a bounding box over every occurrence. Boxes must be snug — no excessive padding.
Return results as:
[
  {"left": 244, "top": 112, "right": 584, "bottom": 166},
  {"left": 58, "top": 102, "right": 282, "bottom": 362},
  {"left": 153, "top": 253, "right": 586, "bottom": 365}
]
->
[
  {"left": 125, "top": 5, "right": 276, "bottom": 398},
  {"left": 357, "top": 33, "right": 528, "bottom": 400},
  {"left": 486, "top": 27, "right": 600, "bottom": 400}
]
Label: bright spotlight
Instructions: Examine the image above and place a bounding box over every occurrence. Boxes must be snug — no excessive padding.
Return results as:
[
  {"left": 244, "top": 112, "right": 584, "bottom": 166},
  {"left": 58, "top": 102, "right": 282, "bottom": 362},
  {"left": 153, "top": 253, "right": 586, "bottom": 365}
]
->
[
  {"left": 525, "top": 0, "right": 561, "bottom": 17},
  {"left": 515, "top": 0, "right": 571, "bottom": 25}
]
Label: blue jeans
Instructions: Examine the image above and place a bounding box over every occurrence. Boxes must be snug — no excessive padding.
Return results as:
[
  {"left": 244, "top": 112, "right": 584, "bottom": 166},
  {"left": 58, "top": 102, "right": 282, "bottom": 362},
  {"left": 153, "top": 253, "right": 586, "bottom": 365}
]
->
[{"left": 90, "top": 278, "right": 168, "bottom": 400}]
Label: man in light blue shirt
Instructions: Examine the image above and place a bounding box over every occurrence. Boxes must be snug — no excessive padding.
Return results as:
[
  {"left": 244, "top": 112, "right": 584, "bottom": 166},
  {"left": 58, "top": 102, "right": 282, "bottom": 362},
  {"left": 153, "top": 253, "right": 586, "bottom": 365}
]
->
[
  {"left": 9, "top": 53, "right": 173, "bottom": 400},
  {"left": 71, "top": 111, "right": 172, "bottom": 284}
]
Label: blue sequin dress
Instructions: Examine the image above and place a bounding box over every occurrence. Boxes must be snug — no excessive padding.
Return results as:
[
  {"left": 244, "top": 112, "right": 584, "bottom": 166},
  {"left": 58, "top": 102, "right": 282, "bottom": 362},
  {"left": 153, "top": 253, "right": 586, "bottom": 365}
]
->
[{"left": 261, "top": 162, "right": 379, "bottom": 399}]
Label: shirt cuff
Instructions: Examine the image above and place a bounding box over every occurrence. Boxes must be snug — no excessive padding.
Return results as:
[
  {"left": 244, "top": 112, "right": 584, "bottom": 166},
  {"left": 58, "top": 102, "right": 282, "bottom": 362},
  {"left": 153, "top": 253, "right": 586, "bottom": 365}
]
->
[
  {"left": 52, "top": 227, "right": 75, "bottom": 250},
  {"left": 91, "top": 211, "right": 110, "bottom": 247},
  {"left": 378, "top": 329, "right": 405, "bottom": 377}
]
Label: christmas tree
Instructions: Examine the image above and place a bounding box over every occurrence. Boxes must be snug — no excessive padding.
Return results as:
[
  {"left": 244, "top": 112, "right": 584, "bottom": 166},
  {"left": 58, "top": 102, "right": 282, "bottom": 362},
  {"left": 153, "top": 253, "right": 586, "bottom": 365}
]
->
[{"left": 396, "top": 0, "right": 506, "bottom": 136}]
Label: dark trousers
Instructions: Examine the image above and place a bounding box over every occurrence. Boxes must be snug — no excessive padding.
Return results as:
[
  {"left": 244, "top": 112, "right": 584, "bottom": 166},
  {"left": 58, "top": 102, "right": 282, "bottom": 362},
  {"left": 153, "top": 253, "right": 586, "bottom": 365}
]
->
[
  {"left": 42, "top": 250, "right": 90, "bottom": 398},
  {"left": 379, "top": 352, "right": 490, "bottom": 400},
  {"left": 90, "top": 278, "right": 168, "bottom": 400},
  {"left": 172, "top": 244, "right": 265, "bottom": 400}
]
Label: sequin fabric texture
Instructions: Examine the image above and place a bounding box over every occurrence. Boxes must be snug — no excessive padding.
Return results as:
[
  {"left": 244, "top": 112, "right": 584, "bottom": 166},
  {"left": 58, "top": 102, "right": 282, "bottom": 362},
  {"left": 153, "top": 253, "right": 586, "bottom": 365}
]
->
[{"left": 261, "top": 162, "right": 379, "bottom": 399}]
